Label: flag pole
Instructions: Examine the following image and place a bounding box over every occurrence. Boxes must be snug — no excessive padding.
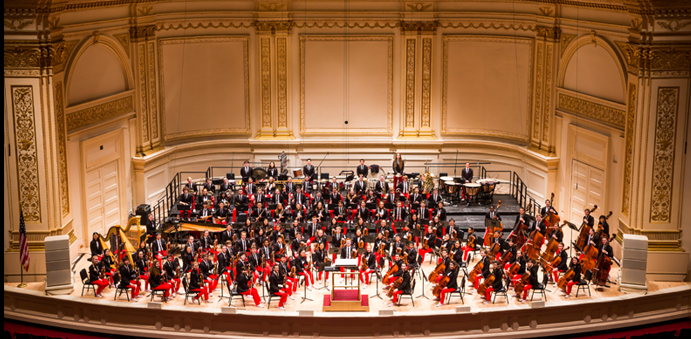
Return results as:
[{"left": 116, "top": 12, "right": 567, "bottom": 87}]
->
[{"left": 18, "top": 267, "right": 26, "bottom": 288}]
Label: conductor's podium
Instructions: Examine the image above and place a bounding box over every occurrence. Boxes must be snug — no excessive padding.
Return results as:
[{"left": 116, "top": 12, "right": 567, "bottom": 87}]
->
[{"left": 322, "top": 259, "right": 370, "bottom": 312}]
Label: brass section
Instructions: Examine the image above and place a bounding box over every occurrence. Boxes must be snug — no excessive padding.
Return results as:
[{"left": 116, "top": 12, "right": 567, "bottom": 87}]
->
[
  {"left": 11, "top": 86, "right": 41, "bottom": 222},
  {"left": 405, "top": 39, "right": 416, "bottom": 129},
  {"left": 621, "top": 84, "right": 637, "bottom": 217},
  {"left": 557, "top": 93, "right": 626, "bottom": 129},
  {"left": 650, "top": 87, "right": 679, "bottom": 223},
  {"left": 65, "top": 96, "right": 134, "bottom": 132},
  {"left": 54, "top": 82, "right": 70, "bottom": 217}
]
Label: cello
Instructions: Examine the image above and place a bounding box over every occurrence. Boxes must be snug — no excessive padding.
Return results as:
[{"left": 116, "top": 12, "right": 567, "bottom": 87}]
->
[
  {"left": 541, "top": 246, "right": 569, "bottom": 273},
  {"left": 468, "top": 260, "right": 483, "bottom": 284},
  {"left": 541, "top": 221, "right": 569, "bottom": 263},
  {"left": 382, "top": 263, "right": 399, "bottom": 285},
  {"left": 514, "top": 271, "right": 530, "bottom": 296},
  {"left": 556, "top": 261, "right": 576, "bottom": 292},
  {"left": 574, "top": 205, "right": 598, "bottom": 250},
  {"left": 477, "top": 274, "right": 495, "bottom": 296},
  {"left": 580, "top": 241, "right": 599, "bottom": 272},
  {"left": 522, "top": 228, "right": 544, "bottom": 261},
  {"left": 592, "top": 234, "right": 616, "bottom": 287},
  {"left": 509, "top": 203, "right": 531, "bottom": 249},
  {"left": 428, "top": 260, "right": 446, "bottom": 283},
  {"left": 484, "top": 201, "right": 503, "bottom": 246},
  {"left": 433, "top": 274, "right": 451, "bottom": 297}
]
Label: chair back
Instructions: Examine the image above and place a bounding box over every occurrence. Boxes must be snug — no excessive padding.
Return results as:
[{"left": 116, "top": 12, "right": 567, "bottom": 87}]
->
[
  {"left": 80, "top": 268, "right": 88, "bottom": 283},
  {"left": 112, "top": 271, "right": 121, "bottom": 286},
  {"left": 182, "top": 277, "right": 189, "bottom": 292},
  {"left": 584, "top": 269, "right": 593, "bottom": 281},
  {"left": 460, "top": 275, "right": 466, "bottom": 292},
  {"left": 542, "top": 273, "right": 549, "bottom": 286}
]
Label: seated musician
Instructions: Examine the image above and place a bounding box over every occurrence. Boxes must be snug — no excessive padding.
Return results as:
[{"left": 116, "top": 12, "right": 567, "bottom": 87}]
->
[
  {"left": 329, "top": 187, "right": 342, "bottom": 204},
  {"left": 429, "top": 188, "right": 443, "bottom": 206},
  {"left": 387, "top": 262, "right": 411, "bottom": 307},
  {"left": 353, "top": 228, "right": 366, "bottom": 252},
  {"left": 185, "top": 177, "right": 198, "bottom": 194},
  {"left": 400, "top": 225, "right": 414, "bottom": 246},
  {"left": 433, "top": 216, "right": 445, "bottom": 238},
  {"left": 236, "top": 231, "right": 251, "bottom": 254},
  {"left": 293, "top": 204, "right": 306, "bottom": 223},
  {"left": 482, "top": 261, "right": 505, "bottom": 304},
  {"left": 247, "top": 246, "right": 261, "bottom": 283},
  {"left": 552, "top": 242, "right": 569, "bottom": 285},
  {"left": 312, "top": 191, "right": 325, "bottom": 209},
  {"left": 135, "top": 251, "right": 150, "bottom": 291},
  {"left": 255, "top": 187, "right": 267, "bottom": 207},
  {"left": 517, "top": 259, "right": 540, "bottom": 303},
  {"left": 583, "top": 208, "right": 595, "bottom": 228},
  {"left": 441, "top": 234, "right": 454, "bottom": 253},
  {"left": 90, "top": 232, "right": 104, "bottom": 260},
  {"left": 148, "top": 259, "right": 173, "bottom": 301},
  {"left": 461, "top": 228, "right": 477, "bottom": 261},
  {"left": 141, "top": 214, "right": 157, "bottom": 243},
  {"left": 219, "top": 177, "right": 233, "bottom": 193},
  {"left": 509, "top": 250, "right": 526, "bottom": 284},
  {"left": 302, "top": 177, "right": 313, "bottom": 195},
  {"left": 471, "top": 249, "right": 491, "bottom": 292},
  {"left": 376, "top": 220, "right": 390, "bottom": 239},
  {"left": 89, "top": 256, "right": 110, "bottom": 298},
  {"left": 217, "top": 191, "right": 231, "bottom": 207},
  {"left": 327, "top": 176, "right": 340, "bottom": 193},
  {"left": 416, "top": 200, "right": 431, "bottom": 222},
  {"left": 375, "top": 175, "right": 389, "bottom": 195},
  {"left": 269, "top": 264, "right": 290, "bottom": 310},
  {"left": 118, "top": 256, "right": 140, "bottom": 302},
  {"left": 178, "top": 187, "right": 194, "bottom": 220},
  {"left": 295, "top": 249, "right": 314, "bottom": 289},
  {"left": 258, "top": 239, "right": 273, "bottom": 278},
  {"left": 333, "top": 200, "right": 348, "bottom": 223},
  {"left": 359, "top": 244, "right": 377, "bottom": 287},
  {"left": 200, "top": 253, "right": 220, "bottom": 294},
  {"left": 491, "top": 230, "right": 506, "bottom": 260},
  {"left": 356, "top": 200, "right": 371, "bottom": 222},
  {"left": 234, "top": 190, "right": 249, "bottom": 210},
  {"left": 267, "top": 161, "right": 279, "bottom": 179},
  {"left": 550, "top": 223, "right": 564, "bottom": 243},
  {"left": 312, "top": 202, "right": 327, "bottom": 224},
  {"left": 202, "top": 178, "right": 214, "bottom": 194},
  {"left": 181, "top": 246, "right": 194, "bottom": 273},
  {"left": 219, "top": 224, "right": 234, "bottom": 245},
  {"left": 383, "top": 253, "right": 405, "bottom": 290},
  {"left": 100, "top": 249, "right": 116, "bottom": 286},
  {"left": 270, "top": 188, "right": 285, "bottom": 206},
  {"left": 284, "top": 177, "right": 296, "bottom": 194},
  {"left": 503, "top": 238, "right": 518, "bottom": 270},
  {"left": 385, "top": 188, "right": 397, "bottom": 206},
  {"left": 151, "top": 233, "right": 168, "bottom": 261},
  {"left": 562, "top": 257, "right": 583, "bottom": 298},
  {"left": 313, "top": 243, "right": 330, "bottom": 282},
  {"left": 216, "top": 246, "right": 232, "bottom": 282},
  {"left": 163, "top": 253, "right": 181, "bottom": 295},
  {"left": 391, "top": 200, "right": 407, "bottom": 232},
  {"left": 265, "top": 177, "right": 276, "bottom": 194},
  {"left": 436, "top": 260, "right": 460, "bottom": 307},
  {"left": 365, "top": 189, "right": 377, "bottom": 205},
  {"left": 303, "top": 158, "right": 316, "bottom": 182},
  {"left": 410, "top": 187, "right": 422, "bottom": 206},
  {"left": 330, "top": 224, "right": 345, "bottom": 258},
  {"left": 375, "top": 201, "right": 389, "bottom": 222},
  {"left": 405, "top": 241, "right": 419, "bottom": 270},
  {"left": 252, "top": 202, "right": 269, "bottom": 223},
  {"left": 418, "top": 227, "right": 436, "bottom": 262},
  {"left": 373, "top": 232, "right": 389, "bottom": 265},
  {"left": 598, "top": 215, "right": 611, "bottom": 237},
  {"left": 273, "top": 236, "right": 287, "bottom": 258},
  {"left": 200, "top": 230, "right": 215, "bottom": 255},
  {"left": 237, "top": 264, "right": 264, "bottom": 307},
  {"left": 397, "top": 176, "right": 411, "bottom": 196},
  {"left": 292, "top": 187, "right": 307, "bottom": 208},
  {"left": 291, "top": 233, "right": 305, "bottom": 258},
  {"left": 197, "top": 201, "right": 213, "bottom": 222},
  {"left": 278, "top": 255, "right": 297, "bottom": 294},
  {"left": 434, "top": 201, "right": 447, "bottom": 222},
  {"left": 390, "top": 234, "right": 405, "bottom": 259},
  {"left": 274, "top": 203, "right": 288, "bottom": 224},
  {"left": 451, "top": 240, "right": 464, "bottom": 264},
  {"left": 212, "top": 202, "right": 229, "bottom": 225},
  {"left": 189, "top": 261, "right": 211, "bottom": 303},
  {"left": 346, "top": 189, "right": 358, "bottom": 206}
]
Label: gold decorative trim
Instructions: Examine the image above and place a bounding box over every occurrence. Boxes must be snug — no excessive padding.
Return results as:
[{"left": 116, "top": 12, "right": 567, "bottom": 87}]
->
[
  {"left": 138, "top": 43, "right": 149, "bottom": 143},
  {"left": 299, "top": 35, "right": 394, "bottom": 135},
  {"left": 657, "top": 20, "right": 691, "bottom": 32},
  {"left": 421, "top": 38, "right": 432, "bottom": 129},
  {"left": 560, "top": 33, "right": 576, "bottom": 56},
  {"left": 295, "top": 21, "right": 399, "bottom": 29},
  {"left": 621, "top": 84, "right": 636, "bottom": 217},
  {"left": 54, "top": 82, "right": 70, "bottom": 218},
  {"left": 439, "top": 21, "right": 534, "bottom": 31},
  {"left": 4, "top": 19, "right": 34, "bottom": 30},
  {"left": 130, "top": 25, "right": 156, "bottom": 40},
  {"left": 260, "top": 37, "right": 272, "bottom": 128},
  {"left": 650, "top": 87, "right": 679, "bottom": 223},
  {"left": 617, "top": 219, "right": 682, "bottom": 251},
  {"left": 405, "top": 39, "right": 416, "bottom": 129},
  {"left": 650, "top": 49, "right": 691, "bottom": 70},
  {"left": 442, "top": 35, "right": 533, "bottom": 142},
  {"left": 147, "top": 41, "right": 159, "bottom": 141},
  {"left": 400, "top": 21, "right": 438, "bottom": 33},
  {"left": 557, "top": 93, "right": 625, "bottom": 128},
  {"left": 407, "top": 3, "right": 432, "bottom": 12},
  {"left": 277, "top": 37, "right": 289, "bottom": 129},
  {"left": 156, "top": 20, "right": 254, "bottom": 31},
  {"left": 4, "top": 47, "right": 41, "bottom": 68},
  {"left": 533, "top": 43, "right": 544, "bottom": 145},
  {"left": 52, "top": 40, "right": 78, "bottom": 74},
  {"left": 542, "top": 44, "right": 553, "bottom": 146},
  {"left": 535, "top": 25, "right": 561, "bottom": 40},
  {"left": 255, "top": 21, "right": 295, "bottom": 32},
  {"left": 158, "top": 36, "right": 251, "bottom": 142},
  {"left": 11, "top": 86, "right": 41, "bottom": 222},
  {"left": 114, "top": 33, "right": 130, "bottom": 57},
  {"left": 66, "top": 96, "right": 134, "bottom": 132}
]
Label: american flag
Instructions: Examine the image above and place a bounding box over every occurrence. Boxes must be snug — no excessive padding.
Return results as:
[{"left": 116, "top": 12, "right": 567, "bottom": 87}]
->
[{"left": 19, "top": 209, "right": 30, "bottom": 272}]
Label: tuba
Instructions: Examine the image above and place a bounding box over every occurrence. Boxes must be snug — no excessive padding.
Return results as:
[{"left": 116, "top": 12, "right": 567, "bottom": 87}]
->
[{"left": 423, "top": 171, "right": 434, "bottom": 193}]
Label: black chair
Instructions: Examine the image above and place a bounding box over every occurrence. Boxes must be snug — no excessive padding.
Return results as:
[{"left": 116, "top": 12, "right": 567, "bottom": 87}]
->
[
  {"left": 226, "top": 280, "right": 246, "bottom": 307},
  {"left": 112, "top": 272, "right": 131, "bottom": 301},
  {"left": 321, "top": 173, "right": 329, "bottom": 180},
  {"left": 439, "top": 172, "right": 448, "bottom": 178},
  {"left": 182, "top": 276, "right": 201, "bottom": 305},
  {"left": 226, "top": 173, "right": 235, "bottom": 180},
  {"left": 149, "top": 283, "right": 168, "bottom": 303},
  {"left": 575, "top": 270, "right": 592, "bottom": 297},
  {"left": 80, "top": 268, "right": 96, "bottom": 296},
  {"left": 445, "top": 275, "right": 465, "bottom": 305},
  {"left": 491, "top": 277, "right": 509, "bottom": 304},
  {"left": 263, "top": 281, "right": 279, "bottom": 308},
  {"left": 530, "top": 273, "right": 549, "bottom": 301},
  {"left": 396, "top": 278, "right": 416, "bottom": 306}
]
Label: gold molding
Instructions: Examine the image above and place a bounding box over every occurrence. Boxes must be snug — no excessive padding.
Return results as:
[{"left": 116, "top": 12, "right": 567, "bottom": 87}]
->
[
  {"left": 295, "top": 21, "right": 399, "bottom": 29},
  {"left": 557, "top": 93, "right": 625, "bottom": 129},
  {"left": 130, "top": 25, "right": 156, "bottom": 40},
  {"left": 138, "top": 43, "right": 150, "bottom": 143},
  {"left": 11, "top": 86, "right": 41, "bottom": 223},
  {"left": 657, "top": 20, "right": 691, "bottom": 32},
  {"left": 400, "top": 21, "right": 438, "bottom": 33},
  {"left": 621, "top": 84, "right": 636, "bottom": 218},
  {"left": 260, "top": 37, "right": 272, "bottom": 129},
  {"left": 66, "top": 95, "right": 134, "bottom": 132},
  {"left": 147, "top": 41, "right": 159, "bottom": 141},
  {"left": 535, "top": 25, "right": 561, "bottom": 40},
  {"left": 157, "top": 20, "right": 254, "bottom": 31},
  {"left": 542, "top": 43, "right": 553, "bottom": 147},
  {"left": 617, "top": 219, "right": 682, "bottom": 252},
  {"left": 54, "top": 82, "right": 70, "bottom": 218},
  {"left": 276, "top": 36, "right": 290, "bottom": 131},
  {"left": 650, "top": 87, "right": 679, "bottom": 224},
  {"left": 4, "top": 47, "right": 41, "bottom": 68},
  {"left": 158, "top": 36, "right": 251, "bottom": 142},
  {"left": 114, "top": 33, "right": 130, "bottom": 57},
  {"left": 52, "top": 40, "right": 78, "bottom": 74},
  {"left": 255, "top": 21, "right": 295, "bottom": 32},
  {"left": 533, "top": 43, "right": 544, "bottom": 146},
  {"left": 560, "top": 33, "right": 576, "bottom": 57},
  {"left": 441, "top": 35, "right": 533, "bottom": 142},
  {"left": 405, "top": 38, "right": 416, "bottom": 129},
  {"left": 439, "top": 20, "right": 534, "bottom": 31},
  {"left": 299, "top": 35, "right": 394, "bottom": 136},
  {"left": 421, "top": 37, "right": 432, "bottom": 129},
  {"left": 4, "top": 18, "right": 34, "bottom": 30}
]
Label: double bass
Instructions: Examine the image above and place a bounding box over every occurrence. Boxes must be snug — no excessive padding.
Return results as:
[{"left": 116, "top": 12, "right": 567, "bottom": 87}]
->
[
  {"left": 541, "top": 221, "right": 569, "bottom": 263},
  {"left": 574, "top": 205, "right": 598, "bottom": 250},
  {"left": 484, "top": 201, "right": 503, "bottom": 246},
  {"left": 509, "top": 202, "right": 532, "bottom": 249},
  {"left": 387, "top": 276, "right": 403, "bottom": 298},
  {"left": 594, "top": 211, "right": 613, "bottom": 245},
  {"left": 580, "top": 240, "right": 599, "bottom": 272},
  {"left": 522, "top": 228, "right": 544, "bottom": 261},
  {"left": 543, "top": 193, "right": 560, "bottom": 229},
  {"left": 592, "top": 234, "right": 616, "bottom": 287}
]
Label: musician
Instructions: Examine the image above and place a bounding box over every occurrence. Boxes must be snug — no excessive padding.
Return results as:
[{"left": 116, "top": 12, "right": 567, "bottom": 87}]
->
[
  {"left": 482, "top": 261, "right": 504, "bottom": 304},
  {"left": 508, "top": 250, "right": 526, "bottom": 283},
  {"left": 356, "top": 200, "right": 371, "bottom": 222},
  {"left": 490, "top": 230, "right": 506, "bottom": 259},
  {"left": 312, "top": 202, "right": 327, "bottom": 224},
  {"left": 235, "top": 264, "right": 264, "bottom": 306},
  {"left": 400, "top": 225, "right": 414, "bottom": 247},
  {"left": 387, "top": 263, "right": 411, "bottom": 307},
  {"left": 148, "top": 260, "right": 173, "bottom": 301},
  {"left": 200, "top": 230, "right": 215, "bottom": 255},
  {"left": 269, "top": 264, "right": 290, "bottom": 310},
  {"left": 217, "top": 246, "right": 233, "bottom": 282},
  {"left": 503, "top": 239, "right": 518, "bottom": 268},
  {"left": 99, "top": 249, "right": 116, "bottom": 285},
  {"left": 273, "top": 236, "right": 287, "bottom": 258},
  {"left": 375, "top": 175, "right": 389, "bottom": 195},
  {"left": 365, "top": 189, "right": 377, "bottom": 205},
  {"left": 346, "top": 189, "right": 359, "bottom": 206},
  {"left": 397, "top": 176, "right": 411, "bottom": 195},
  {"left": 218, "top": 226, "right": 233, "bottom": 246},
  {"left": 356, "top": 159, "right": 369, "bottom": 178},
  {"left": 270, "top": 189, "right": 285, "bottom": 207},
  {"left": 252, "top": 202, "right": 268, "bottom": 223},
  {"left": 118, "top": 256, "right": 140, "bottom": 302},
  {"left": 293, "top": 204, "right": 307, "bottom": 223},
  {"left": 597, "top": 215, "right": 610, "bottom": 238},
  {"left": 436, "top": 260, "right": 460, "bottom": 307},
  {"left": 550, "top": 223, "right": 564, "bottom": 243},
  {"left": 189, "top": 261, "right": 211, "bottom": 303},
  {"left": 446, "top": 219, "right": 460, "bottom": 239},
  {"left": 552, "top": 243, "right": 569, "bottom": 285},
  {"left": 390, "top": 235, "right": 405, "bottom": 259},
  {"left": 185, "top": 177, "right": 199, "bottom": 194},
  {"left": 534, "top": 215, "right": 548, "bottom": 236},
  {"left": 562, "top": 257, "right": 583, "bottom": 298},
  {"left": 357, "top": 245, "right": 377, "bottom": 286},
  {"left": 163, "top": 253, "right": 181, "bottom": 295},
  {"left": 302, "top": 177, "right": 314, "bottom": 194},
  {"left": 235, "top": 231, "right": 251, "bottom": 254},
  {"left": 151, "top": 233, "right": 168, "bottom": 261},
  {"left": 486, "top": 205, "right": 501, "bottom": 222},
  {"left": 177, "top": 187, "right": 194, "bottom": 220},
  {"left": 273, "top": 203, "right": 287, "bottom": 224},
  {"left": 292, "top": 187, "right": 307, "bottom": 208},
  {"left": 405, "top": 241, "right": 418, "bottom": 269},
  {"left": 385, "top": 188, "right": 397, "bottom": 206},
  {"left": 586, "top": 228, "right": 597, "bottom": 248},
  {"left": 600, "top": 236, "right": 613, "bottom": 260},
  {"left": 267, "top": 161, "right": 279, "bottom": 179},
  {"left": 240, "top": 161, "right": 253, "bottom": 182},
  {"left": 376, "top": 220, "right": 390, "bottom": 240},
  {"left": 200, "top": 253, "right": 219, "bottom": 294},
  {"left": 291, "top": 233, "right": 305, "bottom": 258},
  {"left": 217, "top": 191, "right": 231, "bottom": 206},
  {"left": 313, "top": 243, "right": 330, "bottom": 282},
  {"left": 88, "top": 256, "right": 110, "bottom": 298},
  {"left": 418, "top": 227, "right": 436, "bottom": 262},
  {"left": 339, "top": 238, "right": 357, "bottom": 281},
  {"left": 583, "top": 208, "right": 595, "bottom": 228},
  {"left": 451, "top": 240, "right": 464, "bottom": 264},
  {"left": 392, "top": 153, "right": 405, "bottom": 175},
  {"left": 433, "top": 216, "right": 445, "bottom": 238},
  {"left": 540, "top": 199, "right": 558, "bottom": 218},
  {"left": 434, "top": 201, "right": 447, "bottom": 222},
  {"left": 294, "top": 249, "right": 314, "bottom": 289},
  {"left": 220, "top": 177, "right": 233, "bottom": 192},
  {"left": 392, "top": 200, "right": 407, "bottom": 227},
  {"left": 284, "top": 177, "right": 296, "bottom": 194},
  {"left": 461, "top": 163, "right": 473, "bottom": 183},
  {"left": 197, "top": 201, "right": 213, "bottom": 223},
  {"left": 181, "top": 246, "right": 194, "bottom": 273},
  {"left": 90, "top": 232, "right": 104, "bottom": 259},
  {"left": 374, "top": 201, "right": 389, "bottom": 222},
  {"left": 329, "top": 187, "right": 342, "bottom": 204},
  {"left": 278, "top": 255, "right": 297, "bottom": 294},
  {"left": 300, "top": 159, "right": 314, "bottom": 182},
  {"left": 202, "top": 177, "right": 214, "bottom": 194},
  {"left": 311, "top": 191, "right": 325, "bottom": 208},
  {"left": 472, "top": 250, "right": 491, "bottom": 291},
  {"left": 327, "top": 176, "right": 341, "bottom": 193},
  {"left": 333, "top": 200, "right": 348, "bottom": 222},
  {"left": 518, "top": 259, "right": 540, "bottom": 303},
  {"left": 513, "top": 207, "right": 532, "bottom": 230},
  {"left": 461, "top": 228, "right": 477, "bottom": 262},
  {"left": 429, "top": 188, "right": 443, "bottom": 206},
  {"left": 407, "top": 187, "right": 421, "bottom": 207},
  {"left": 354, "top": 175, "right": 368, "bottom": 195},
  {"left": 134, "top": 251, "right": 151, "bottom": 291}
]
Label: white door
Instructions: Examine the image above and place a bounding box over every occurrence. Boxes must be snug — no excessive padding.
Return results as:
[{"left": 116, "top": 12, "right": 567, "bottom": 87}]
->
[
  {"left": 570, "top": 160, "right": 604, "bottom": 224},
  {"left": 85, "top": 161, "right": 121, "bottom": 235}
]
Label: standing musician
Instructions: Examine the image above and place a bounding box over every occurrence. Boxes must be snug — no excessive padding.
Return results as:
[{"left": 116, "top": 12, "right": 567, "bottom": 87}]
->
[
  {"left": 513, "top": 206, "right": 532, "bottom": 230},
  {"left": 269, "top": 264, "right": 290, "bottom": 310},
  {"left": 240, "top": 161, "right": 253, "bottom": 182},
  {"left": 189, "top": 261, "right": 212, "bottom": 303},
  {"left": 339, "top": 238, "right": 357, "bottom": 281},
  {"left": 597, "top": 215, "right": 611, "bottom": 238},
  {"left": 303, "top": 159, "right": 316, "bottom": 182},
  {"left": 517, "top": 259, "right": 540, "bottom": 303},
  {"left": 90, "top": 232, "right": 104, "bottom": 260},
  {"left": 359, "top": 244, "right": 377, "bottom": 287},
  {"left": 185, "top": 177, "right": 199, "bottom": 195},
  {"left": 392, "top": 153, "right": 405, "bottom": 176},
  {"left": 550, "top": 222, "right": 564, "bottom": 243},
  {"left": 482, "top": 261, "right": 504, "bottom": 304},
  {"left": 562, "top": 257, "right": 583, "bottom": 298},
  {"left": 201, "top": 253, "right": 220, "bottom": 294},
  {"left": 552, "top": 242, "right": 569, "bottom": 285},
  {"left": 387, "top": 262, "right": 411, "bottom": 307},
  {"left": 313, "top": 243, "right": 330, "bottom": 282},
  {"left": 461, "top": 163, "right": 473, "bottom": 183},
  {"left": 583, "top": 208, "right": 595, "bottom": 228},
  {"left": 436, "top": 260, "right": 460, "bottom": 307},
  {"left": 177, "top": 187, "right": 194, "bottom": 220},
  {"left": 597, "top": 235, "right": 614, "bottom": 281},
  {"left": 356, "top": 159, "right": 369, "bottom": 178},
  {"left": 89, "top": 256, "right": 110, "bottom": 298},
  {"left": 118, "top": 256, "right": 140, "bottom": 302},
  {"left": 375, "top": 175, "right": 389, "bottom": 195},
  {"left": 267, "top": 161, "right": 279, "bottom": 179},
  {"left": 541, "top": 199, "right": 558, "bottom": 217},
  {"left": 237, "top": 265, "right": 264, "bottom": 307},
  {"left": 163, "top": 253, "right": 181, "bottom": 295}
]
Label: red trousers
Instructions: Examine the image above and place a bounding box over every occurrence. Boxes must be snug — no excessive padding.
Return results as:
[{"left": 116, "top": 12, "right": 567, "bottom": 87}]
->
[
  {"left": 359, "top": 268, "right": 375, "bottom": 284},
  {"left": 553, "top": 269, "right": 564, "bottom": 283},
  {"left": 154, "top": 282, "right": 172, "bottom": 298},
  {"left": 206, "top": 276, "right": 219, "bottom": 292},
  {"left": 286, "top": 277, "right": 297, "bottom": 293},
  {"left": 566, "top": 281, "right": 578, "bottom": 294},
  {"left": 474, "top": 277, "right": 483, "bottom": 290},
  {"left": 190, "top": 286, "right": 209, "bottom": 301},
  {"left": 419, "top": 248, "right": 433, "bottom": 262},
  {"left": 91, "top": 278, "right": 109, "bottom": 295},
  {"left": 438, "top": 287, "right": 456, "bottom": 304},
  {"left": 170, "top": 278, "right": 181, "bottom": 293},
  {"left": 522, "top": 284, "right": 532, "bottom": 300},
  {"left": 274, "top": 289, "right": 289, "bottom": 307},
  {"left": 298, "top": 271, "right": 314, "bottom": 286},
  {"left": 392, "top": 290, "right": 403, "bottom": 303},
  {"left": 241, "top": 288, "right": 262, "bottom": 306},
  {"left": 485, "top": 287, "right": 495, "bottom": 301},
  {"left": 461, "top": 246, "right": 473, "bottom": 261},
  {"left": 126, "top": 283, "right": 140, "bottom": 299},
  {"left": 318, "top": 270, "right": 329, "bottom": 281},
  {"left": 139, "top": 274, "right": 150, "bottom": 290}
]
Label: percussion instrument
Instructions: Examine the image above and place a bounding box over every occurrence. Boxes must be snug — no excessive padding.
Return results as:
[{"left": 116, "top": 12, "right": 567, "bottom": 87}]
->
[
  {"left": 293, "top": 169, "right": 303, "bottom": 178},
  {"left": 464, "top": 183, "right": 481, "bottom": 203},
  {"left": 444, "top": 181, "right": 459, "bottom": 195},
  {"left": 439, "top": 176, "right": 452, "bottom": 194},
  {"left": 252, "top": 168, "right": 268, "bottom": 180}
]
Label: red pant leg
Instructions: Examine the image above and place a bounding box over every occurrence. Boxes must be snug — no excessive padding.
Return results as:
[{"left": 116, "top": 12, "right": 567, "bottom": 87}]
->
[
  {"left": 485, "top": 287, "right": 494, "bottom": 301},
  {"left": 392, "top": 290, "right": 403, "bottom": 303},
  {"left": 92, "top": 279, "right": 109, "bottom": 295},
  {"left": 190, "top": 287, "right": 209, "bottom": 300},
  {"left": 439, "top": 287, "right": 455, "bottom": 305},
  {"left": 242, "top": 288, "right": 262, "bottom": 306},
  {"left": 522, "top": 284, "right": 532, "bottom": 300},
  {"left": 566, "top": 281, "right": 577, "bottom": 294},
  {"left": 127, "top": 284, "right": 140, "bottom": 299},
  {"left": 139, "top": 274, "right": 149, "bottom": 290}
]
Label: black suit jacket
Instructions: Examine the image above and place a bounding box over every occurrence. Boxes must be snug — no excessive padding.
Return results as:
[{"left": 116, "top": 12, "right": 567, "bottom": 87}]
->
[
  {"left": 356, "top": 165, "right": 369, "bottom": 178},
  {"left": 240, "top": 166, "right": 253, "bottom": 180},
  {"left": 461, "top": 168, "right": 473, "bottom": 182}
]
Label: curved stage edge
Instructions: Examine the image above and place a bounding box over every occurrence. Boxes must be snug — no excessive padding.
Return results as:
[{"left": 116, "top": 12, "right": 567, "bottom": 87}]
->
[{"left": 4, "top": 284, "right": 690, "bottom": 338}]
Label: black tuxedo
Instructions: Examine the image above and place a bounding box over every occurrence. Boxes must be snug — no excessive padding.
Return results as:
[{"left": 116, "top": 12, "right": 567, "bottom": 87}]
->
[
  {"left": 375, "top": 180, "right": 389, "bottom": 194},
  {"left": 461, "top": 168, "right": 473, "bottom": 183},
  {"left": 267, "top": 167, "right": 279, "bottom": 179},
  {"left": 392, "top": 207, "right": 407, "bottom": 221},
  {"left": 240, "top": 166, "right": 253, "bottom": 181},
  {"left": 356, "top": 165, "right": 369, "bottom": 178},
  {"left": 397, "top": 181, "right": 410, "bottom": 194},
  {"left": 303, "top": 165, "right": 315, "bottom": 181},
  {"left": 354, "top": 180, "right": 367, "bottom": 194}
]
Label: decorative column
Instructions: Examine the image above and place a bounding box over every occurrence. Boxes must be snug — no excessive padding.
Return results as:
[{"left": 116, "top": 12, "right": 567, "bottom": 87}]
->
[
  {"left": 131, "top": 23, "right": 161, "bottom": 154},
  {"left": 615, "top": 13, "right": 691, "bottom": 280},
  {"left": 398, "top": 21, "right": 437, "bottom": 139},
  {"left": 530, "top": 25, "right": 560, "bottom": 156},
  {"left": 254, "top": 21, "right": 295, "bottom": 140}
]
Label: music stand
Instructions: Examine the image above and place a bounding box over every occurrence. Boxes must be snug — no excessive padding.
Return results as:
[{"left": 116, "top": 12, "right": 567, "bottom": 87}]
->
[
  {"left": 300, "top": 275, "right": 313, "bottom": 304},
  {"left": 415, "top": 266, "right": 430, "bottom": 300},
  {"left": 369, "top": 268, "right": 384, "bottom": 300}
]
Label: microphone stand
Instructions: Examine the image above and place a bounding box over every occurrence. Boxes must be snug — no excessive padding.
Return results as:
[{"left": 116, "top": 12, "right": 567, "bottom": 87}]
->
[
  {"left": 454, "top": 149, "right": 459, "bottom": 177},
  {"left": 316, "top": 152, "right": 329, "bottom": 191}
]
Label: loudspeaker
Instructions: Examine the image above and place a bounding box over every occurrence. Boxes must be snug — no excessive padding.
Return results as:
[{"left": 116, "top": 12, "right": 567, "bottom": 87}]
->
[
  {"left": 45, "top": 235, "right": 74, "bottom": 295},
  {"left": 226, "top": 173, "right": 235, "bottom": 180},
  {"left": 136, "top": 204, "right": 151, "bottom": 216}
]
